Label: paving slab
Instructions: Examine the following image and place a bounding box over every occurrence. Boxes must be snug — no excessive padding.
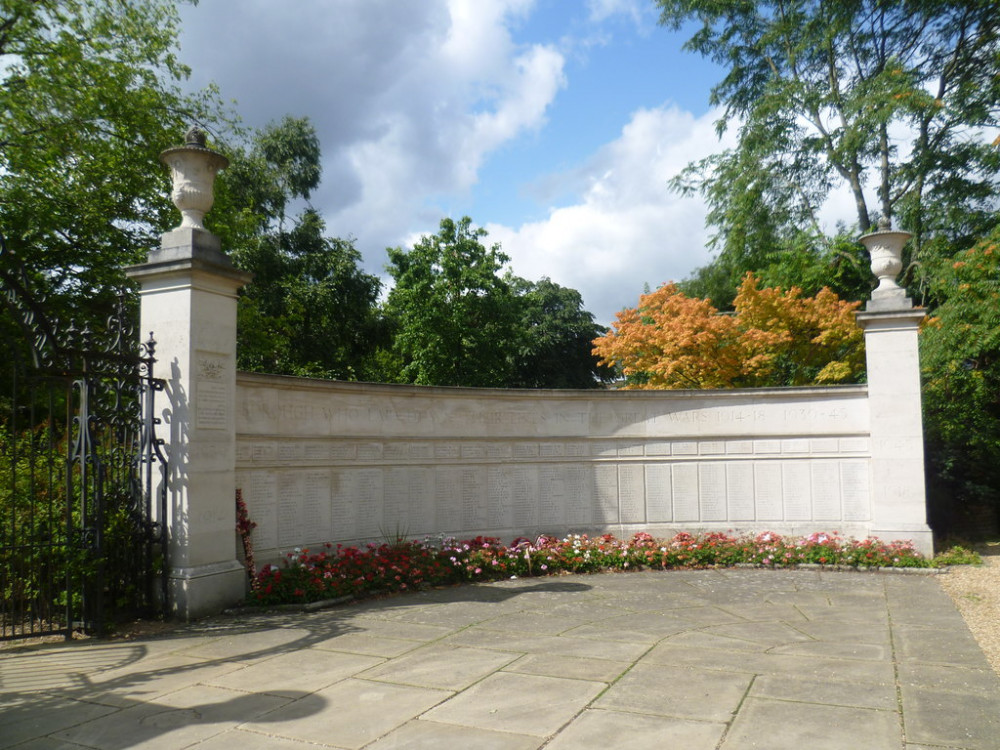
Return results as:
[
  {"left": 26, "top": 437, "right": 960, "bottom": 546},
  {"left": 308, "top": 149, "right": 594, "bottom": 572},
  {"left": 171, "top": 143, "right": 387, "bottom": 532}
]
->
[
  {"left": 749, "top": 673, "right": 898, "bottom": 711},
  {"left": 439, "top": 627, "right": 652, "bottom": 661},
  {"left": 421, "top": 671, "right": 604, "bottom": 736},
  {"left": 359, "top": 644, "right": 517, "bottom": 690},
  {"left": 595, "top": 661, "right": 752, "bottom": 721},
  {"left": 502, "top": 653, "right": 631, "bottom": 682},
  {"left": 720, "top": 696, "right": 901, "bottom": 750},
  {"left": 241, "top": 679, "right": 450, "bottom": 749},
  {"left": 894, "top": 623, "right": 991, "bottom": 665},
  {"left": 790, "top": 617, "right": 892, "bottom": 644},
  {"left": 365, "top": 719, "right": 542, "bottom": 749},
  {"left": 51, "top": 684, "right": 294, "bottom": 750},
  {"left": 545, "top": 708, "right": 726, "bottom": 749},
  {"left": 2, "top": 568, "right": 999, "bottom": 748},
  {"left": 0, "top": 696, "right": 118, "bottom": 749},
  {"left": 899, "top": 684, "right": 1000, "bottom": 749},
  {"left": 204, "top": 649, "right": 384, "bottom": 696},
  {"left": 185, "top": 728, "right": 333, "bottom": 749}
]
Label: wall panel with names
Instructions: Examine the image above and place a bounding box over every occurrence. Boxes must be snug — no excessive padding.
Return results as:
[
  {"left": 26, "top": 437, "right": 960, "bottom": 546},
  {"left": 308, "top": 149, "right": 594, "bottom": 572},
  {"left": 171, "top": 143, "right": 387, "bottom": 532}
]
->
[
  {"left": 726, "top": 463, "right": 755, "bottom": 521},
  {"left": 510, "top": 467, "right": 539, "bottom": 528},
  {"left": 487, "top": 466, "right": 513, "bottom": 529},
  {"left": 538, "top": 466, "right": 567, "bottom": 527},
  {"left": 593, "top": 465, "right": 619, "bottom": 523},
  {"left": 672, "top": 464, "right": 699, "bottom": 522},
  {"left": 619, "top": 464, "right": 645, "bottom": 524},
  {"left": 810, "top": 462, "right": 842, "bottom": 521},
  {"left": 645, "top": 464, "right": 673, "bottom": 522},
  {"left": 354, "top": 468, "right": 384, "bottom": 538},
  {"left": 330, "top": 469, "right": 359, "bottom": 540},
  {"left": 246, "top": 471, "right": 278, "bottom": 550},
  {"left": 699, "top": 464, "right": 727, "bottom": 521},
  {"left": 841, "top": 461, "right": 871, "bottom": 521},
  {"left": 782, "top": 463, "right": 812, "bottom": 521},
  {"left": 754, "top": 463, "right": 783, "bottom": 521},
  {"left": 277, "top": 473, "right": 303, "bottom": 547}
]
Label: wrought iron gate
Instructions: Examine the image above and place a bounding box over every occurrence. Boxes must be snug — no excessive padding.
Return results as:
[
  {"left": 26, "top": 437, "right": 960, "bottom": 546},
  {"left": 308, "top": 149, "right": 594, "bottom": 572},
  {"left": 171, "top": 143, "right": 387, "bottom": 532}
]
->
[{"left": 0, "top": 236, "right": 168, "bottom": 640}]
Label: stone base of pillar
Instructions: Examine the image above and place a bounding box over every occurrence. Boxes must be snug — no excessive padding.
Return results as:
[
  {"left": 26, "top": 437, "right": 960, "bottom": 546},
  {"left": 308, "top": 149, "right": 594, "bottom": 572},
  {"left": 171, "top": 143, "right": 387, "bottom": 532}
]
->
[
  {"left": 869, "top": 524, "right": 935, "bottom": 558},
  {"left": 167, "top": 560, "right": 247, "bottom": 621}
]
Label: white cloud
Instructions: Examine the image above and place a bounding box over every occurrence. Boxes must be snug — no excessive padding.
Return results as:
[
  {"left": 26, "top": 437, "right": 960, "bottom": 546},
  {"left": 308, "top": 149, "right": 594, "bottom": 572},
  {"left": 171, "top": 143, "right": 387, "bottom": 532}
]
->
[
  {"left": 177, "top": 1, "right": 741, "bottom": 325},
  {"left": 586, "top": 0, "right": 654, "bottom": 28},
  {"left": 180, "top": 0, "right": 565, "bottom": 253},
  {"left": 486, "top": 105, "right": 735, "bottom": 324}
]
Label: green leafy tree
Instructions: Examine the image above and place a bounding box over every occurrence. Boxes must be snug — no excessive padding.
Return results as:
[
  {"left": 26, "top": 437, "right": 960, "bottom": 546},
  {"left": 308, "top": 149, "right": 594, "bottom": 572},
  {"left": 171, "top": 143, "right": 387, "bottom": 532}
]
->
[
  {"left": 507, "top": 276, "right": 611, "bottom": 388},
  {"left": 214, "top": 117, "right": 385, "bottom": 379},
  {"left": 921, "top": 226, "right": 1000, "bottom": 532},
  {"left": 658, "top": 0, "right": 1000, "bottom": 300},
  {"left": 0, "top": 0, "right": 220, "bottom": 319},
  {"left": 384, "top": 217, "right": 519, "bottom": 387},
  {"left": 680, "top": 231, "right": 872, "bottom": 310}
]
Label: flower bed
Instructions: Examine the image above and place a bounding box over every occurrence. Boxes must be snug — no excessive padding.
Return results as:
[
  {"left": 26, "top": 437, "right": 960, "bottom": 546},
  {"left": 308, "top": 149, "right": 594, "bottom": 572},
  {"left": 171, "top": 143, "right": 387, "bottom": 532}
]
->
[{"left": 247, "top": 530, "right": 974, "bottom": 607}]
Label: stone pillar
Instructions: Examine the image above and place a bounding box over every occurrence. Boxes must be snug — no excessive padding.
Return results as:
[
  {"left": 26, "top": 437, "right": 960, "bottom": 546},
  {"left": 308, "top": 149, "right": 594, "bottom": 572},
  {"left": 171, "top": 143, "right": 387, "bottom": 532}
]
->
[
  {"left": 856, "top": 226, "right": 933, "bottom": 556},
  {"left": 126, "top": 129, "right": 252, "bottom": 619}
]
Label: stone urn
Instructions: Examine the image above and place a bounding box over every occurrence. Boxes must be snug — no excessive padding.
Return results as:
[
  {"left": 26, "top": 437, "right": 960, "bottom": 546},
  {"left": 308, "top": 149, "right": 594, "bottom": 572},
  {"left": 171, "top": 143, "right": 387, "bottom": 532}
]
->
[
  {"left": 160, "top": 127, "right": 229, "bottom": 231},
  {"left": 859, "top": 223, "right": 911, "bottom": 301}
]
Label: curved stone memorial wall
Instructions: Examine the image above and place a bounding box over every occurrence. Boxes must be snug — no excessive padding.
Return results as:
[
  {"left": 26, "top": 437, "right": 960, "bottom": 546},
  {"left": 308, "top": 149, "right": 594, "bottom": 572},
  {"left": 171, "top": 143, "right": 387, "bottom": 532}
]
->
[{"left": 235, "top": 374, "right": 885, "bottom": 562}]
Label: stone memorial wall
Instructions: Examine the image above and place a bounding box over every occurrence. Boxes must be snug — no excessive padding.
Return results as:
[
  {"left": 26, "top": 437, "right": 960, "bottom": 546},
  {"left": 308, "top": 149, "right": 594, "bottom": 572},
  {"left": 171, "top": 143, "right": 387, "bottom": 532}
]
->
[
  {"left": 235, "top": 375, "right": 879, "bottom": 562},
  {"left": 129, "top": 129, "right": 931, "bottom": 619}
]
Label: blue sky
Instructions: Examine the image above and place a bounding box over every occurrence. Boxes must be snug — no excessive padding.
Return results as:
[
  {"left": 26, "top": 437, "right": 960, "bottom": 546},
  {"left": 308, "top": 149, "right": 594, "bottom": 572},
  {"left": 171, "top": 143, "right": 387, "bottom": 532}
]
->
[{"left": 177, "top": 0, "right": 733, "bottom": 324}]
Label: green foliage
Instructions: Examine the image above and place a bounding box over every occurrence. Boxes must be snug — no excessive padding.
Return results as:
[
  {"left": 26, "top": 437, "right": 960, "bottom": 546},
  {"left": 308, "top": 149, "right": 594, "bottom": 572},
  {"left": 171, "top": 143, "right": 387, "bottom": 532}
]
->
[
  {"left": 657, "top": 0, "right": 1000, "bottom": 301},
  {"left": 506, "top": 276, "right": 612, "bottom": 389},
  {"left": 0, "top": 419, "right": 152, "bottom": 628},
  {"left": 931, "top": 545, "right": 982, "bottom": 567},
  {"left": 213, "top": 117, "right": 387, "bottom": 380},
  {"left": 234, "top": 212, "right": 386, "bottom": 379},
  {"left": 384, "top": 217, "right": 520, "bottom": 387},
  {"left": 384, "top": 218, "right": 608, "bottom": 388},
  {"left": 0, "top": 0, "right": 223, "bottom": 323},
  {"left": 921, "top": 227, "right": 1000, "bottom": 532},
  {"left": 680, "top": 231, "right": 874, "bottom": 309},
  {"left": 0, "top": 423, "right": 71, "bottom": 618}
]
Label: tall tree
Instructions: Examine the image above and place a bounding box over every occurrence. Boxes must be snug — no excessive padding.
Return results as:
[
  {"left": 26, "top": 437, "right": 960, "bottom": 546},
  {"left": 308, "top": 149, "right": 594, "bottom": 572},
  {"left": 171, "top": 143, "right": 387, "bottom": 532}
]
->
[
  {"left": 507, "top": 276, "right": 611, "bottom": 389},
  {"left": 384, "top": 217, "right": 519, "bottom": 387},
  {"left": 593, "top": 274, "right": 864, "bottom": 389},
  {"left": 213, "top": 117, "right": 385, "bottom": 379},
  {"left": 920, "top": 226, "right": 1000, "bottom": 530},
  {"left": 658, "top": 0, "right": 1000, "bottom": 298},
  {"left": 0, "top": 0, "right": 218, "bottom": 319}
]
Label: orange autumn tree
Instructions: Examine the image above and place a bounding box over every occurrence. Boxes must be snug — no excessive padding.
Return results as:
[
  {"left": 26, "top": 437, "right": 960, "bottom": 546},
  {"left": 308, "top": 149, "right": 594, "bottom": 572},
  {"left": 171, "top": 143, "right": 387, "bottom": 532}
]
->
[{"left": 593, "top": 274, "right": 864, "bottom": 389}]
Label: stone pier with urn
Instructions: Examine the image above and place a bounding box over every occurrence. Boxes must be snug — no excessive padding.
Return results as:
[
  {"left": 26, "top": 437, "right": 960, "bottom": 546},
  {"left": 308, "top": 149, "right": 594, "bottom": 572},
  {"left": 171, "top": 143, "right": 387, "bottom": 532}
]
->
[
  {"left": 127, "top": 128, "right": 251, "bottom": 619},
  {"left": 856, "top": 225, "right": 933, "bottom": 554}
]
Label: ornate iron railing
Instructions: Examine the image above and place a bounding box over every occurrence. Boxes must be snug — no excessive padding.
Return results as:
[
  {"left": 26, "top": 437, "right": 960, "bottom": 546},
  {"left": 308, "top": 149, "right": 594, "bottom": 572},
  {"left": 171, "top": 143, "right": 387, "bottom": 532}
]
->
[{"left": 0, "top": 234, "right": 167, "bottom": 640}]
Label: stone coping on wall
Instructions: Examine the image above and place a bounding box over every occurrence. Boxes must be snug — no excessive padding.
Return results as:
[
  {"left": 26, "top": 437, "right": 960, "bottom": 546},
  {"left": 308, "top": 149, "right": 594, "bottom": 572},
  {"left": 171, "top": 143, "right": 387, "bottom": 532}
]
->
[{"left": 235, "top": 372, "right": 870, "bottom": 442}]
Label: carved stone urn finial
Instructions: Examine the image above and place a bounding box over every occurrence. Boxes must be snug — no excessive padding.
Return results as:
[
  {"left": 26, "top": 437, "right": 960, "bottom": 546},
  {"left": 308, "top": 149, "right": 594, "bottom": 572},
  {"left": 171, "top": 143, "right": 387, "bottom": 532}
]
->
[
  {"left": 859, "top": 221, "right": 911, "bottom": 302},
  {"left": 160, "top": 127, "right": 229, "bottom": 231},
  {"left": 185, "top": 126, "right": 207, "bottom": 147}
]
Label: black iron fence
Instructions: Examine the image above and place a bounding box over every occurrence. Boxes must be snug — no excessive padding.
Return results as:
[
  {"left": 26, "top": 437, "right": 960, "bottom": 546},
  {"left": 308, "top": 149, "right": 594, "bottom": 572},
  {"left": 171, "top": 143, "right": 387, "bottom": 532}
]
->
[{"left": 1, "top": 237, "right": 167, "bottom": 640}]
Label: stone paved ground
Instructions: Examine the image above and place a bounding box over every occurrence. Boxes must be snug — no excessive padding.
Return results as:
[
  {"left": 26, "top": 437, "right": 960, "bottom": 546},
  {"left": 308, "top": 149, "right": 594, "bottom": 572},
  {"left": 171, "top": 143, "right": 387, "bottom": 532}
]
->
[{"left": 2, "top": 568, "right": 999, "bottom": 749}]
